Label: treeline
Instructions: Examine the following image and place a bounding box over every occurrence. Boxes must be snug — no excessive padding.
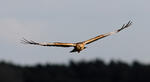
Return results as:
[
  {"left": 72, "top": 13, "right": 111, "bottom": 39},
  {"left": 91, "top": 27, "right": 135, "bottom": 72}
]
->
[{"left": 0, "top": 60, "right": 150, "bottom": 82}]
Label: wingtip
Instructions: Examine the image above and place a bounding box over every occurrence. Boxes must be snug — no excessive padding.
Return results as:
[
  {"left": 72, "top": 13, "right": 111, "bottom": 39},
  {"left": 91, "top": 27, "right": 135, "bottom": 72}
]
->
[
  {"left": 21, "top": 38, "right": 39, "bottom": 45},
  {"left": 127, "top": 20, "right": 133, "bottom": 26},
  {"left": 20, "top": 38, "right": 29, "bottom": 44},
  {"left": 117, "top": 20, "right": 132, "bottom": 32}
]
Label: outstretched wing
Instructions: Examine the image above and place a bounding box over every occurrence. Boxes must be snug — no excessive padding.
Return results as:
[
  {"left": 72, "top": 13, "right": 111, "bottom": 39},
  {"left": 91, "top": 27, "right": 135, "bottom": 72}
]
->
[
  {"left": 83, "top": 21, "right": 132, "bottom": 45},
  {"left": 21, "top": 38, "right": 75, "bottom": 47}
]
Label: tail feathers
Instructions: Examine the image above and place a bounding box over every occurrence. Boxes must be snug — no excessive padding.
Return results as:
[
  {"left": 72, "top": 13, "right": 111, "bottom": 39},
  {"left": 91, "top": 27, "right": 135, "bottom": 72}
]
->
[{"left": 70, "top": 48, "right": 77, "bottom": 53}]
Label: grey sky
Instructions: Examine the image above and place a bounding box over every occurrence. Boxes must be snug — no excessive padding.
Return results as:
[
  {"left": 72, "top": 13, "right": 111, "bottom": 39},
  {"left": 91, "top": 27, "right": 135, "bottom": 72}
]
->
[{"left": 0, "top": 0, "right": 150, "bottom": 65}]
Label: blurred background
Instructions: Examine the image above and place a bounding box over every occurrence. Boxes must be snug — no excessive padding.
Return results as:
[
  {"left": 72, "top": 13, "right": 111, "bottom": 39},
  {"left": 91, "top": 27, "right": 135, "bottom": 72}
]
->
[
  {"left": 0, "top": 0, "right": 150, "bottom": 81},
  {"left": 0, "top": 0, "right": 149, "bottom": 65}
]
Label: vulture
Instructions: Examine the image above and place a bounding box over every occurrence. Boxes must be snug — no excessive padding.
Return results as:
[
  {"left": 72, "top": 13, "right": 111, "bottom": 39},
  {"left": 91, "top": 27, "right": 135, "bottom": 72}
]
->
[{"left": 22, "top": 21, "right": 132, "bottom": 53}]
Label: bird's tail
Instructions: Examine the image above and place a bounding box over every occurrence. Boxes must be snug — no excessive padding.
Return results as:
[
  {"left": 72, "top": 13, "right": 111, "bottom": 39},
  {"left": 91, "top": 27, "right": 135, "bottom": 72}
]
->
[{"left": 70, "top": 48, "right": 77, "bottom": 53}]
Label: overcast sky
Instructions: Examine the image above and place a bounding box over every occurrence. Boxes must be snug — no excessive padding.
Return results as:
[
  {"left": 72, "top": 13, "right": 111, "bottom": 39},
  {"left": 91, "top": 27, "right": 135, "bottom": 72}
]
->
[{"left": 0, "top": 0, "right": 150, "bottom": 65}]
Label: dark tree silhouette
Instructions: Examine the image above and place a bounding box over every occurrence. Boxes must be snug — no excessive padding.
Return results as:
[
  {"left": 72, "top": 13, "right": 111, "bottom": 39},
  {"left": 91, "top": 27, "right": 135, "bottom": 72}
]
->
[{"left": 0, "top": 59, "right": 150, "bottom": 82}]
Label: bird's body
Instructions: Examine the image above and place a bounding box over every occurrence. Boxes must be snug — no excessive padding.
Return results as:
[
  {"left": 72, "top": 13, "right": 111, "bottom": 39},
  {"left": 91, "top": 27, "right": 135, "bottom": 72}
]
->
[
  {"left": 22, "top": 21, "right": 132, "bottom": 53},
  {"left": 70, "top": 42, "right": 86, "bottom": 53}
]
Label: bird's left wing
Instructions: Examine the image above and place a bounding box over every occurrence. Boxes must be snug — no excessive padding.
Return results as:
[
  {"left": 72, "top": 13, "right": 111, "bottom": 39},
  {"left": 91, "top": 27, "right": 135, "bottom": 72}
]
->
[
  {"left": 21, "top": 38, "right": 75, "bottom": 47},
  {"left": 83, "top": 21, "right": 132, "bottom": 45}
]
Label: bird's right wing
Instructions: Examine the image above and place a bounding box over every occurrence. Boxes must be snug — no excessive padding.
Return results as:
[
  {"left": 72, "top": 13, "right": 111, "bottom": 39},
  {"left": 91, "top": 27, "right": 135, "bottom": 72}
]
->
[
  {"left": 21, "top": 38, "right": 76, "bottom": 47},
  {"left": 83, "top": 21, "right": 132, "bottom": 45}
]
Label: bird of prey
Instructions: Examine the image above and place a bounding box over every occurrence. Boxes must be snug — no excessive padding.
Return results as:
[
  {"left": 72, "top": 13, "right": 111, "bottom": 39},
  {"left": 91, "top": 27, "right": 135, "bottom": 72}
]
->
[{"left": 22, "top": 21, "right": 132, "bottom": 53}]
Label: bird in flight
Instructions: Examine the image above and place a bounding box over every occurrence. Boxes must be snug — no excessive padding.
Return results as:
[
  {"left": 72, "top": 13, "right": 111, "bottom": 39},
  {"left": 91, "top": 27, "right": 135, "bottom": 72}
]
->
[{"left": 22, "top": 21, "right": 132, "bottom": 53}]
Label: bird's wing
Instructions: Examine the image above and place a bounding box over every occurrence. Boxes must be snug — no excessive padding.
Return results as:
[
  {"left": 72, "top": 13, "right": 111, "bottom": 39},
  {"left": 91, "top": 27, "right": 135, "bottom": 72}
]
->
[
  {"left": 83, "top": 21, "right": 132, "bottom": 45},
  {"left": 21, "top": 38, "right": 75, "bottom": 47}
]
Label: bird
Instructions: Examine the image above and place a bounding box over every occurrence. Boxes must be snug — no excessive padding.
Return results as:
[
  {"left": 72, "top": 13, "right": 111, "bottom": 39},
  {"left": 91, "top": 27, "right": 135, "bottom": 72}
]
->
[{"left": 22, "top": 21, "right": 132, "bottom": 53}]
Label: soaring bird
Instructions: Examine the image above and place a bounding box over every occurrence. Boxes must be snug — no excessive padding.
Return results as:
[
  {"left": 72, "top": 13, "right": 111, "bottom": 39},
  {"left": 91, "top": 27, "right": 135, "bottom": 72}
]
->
[{"left": 22, "top": 21, "right": 132, "bottom": 53}]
